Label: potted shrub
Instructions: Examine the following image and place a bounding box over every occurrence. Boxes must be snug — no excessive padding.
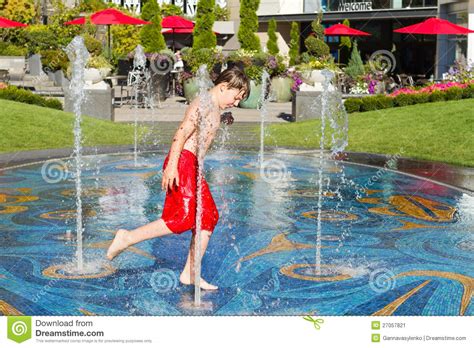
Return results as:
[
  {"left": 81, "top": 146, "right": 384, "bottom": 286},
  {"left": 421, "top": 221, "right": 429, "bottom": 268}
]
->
[
  {"left": 148, "top": 50, "right": 175, "bottom": 101},
  {"left": 87, "top": 55, "right": 113, "bottom": 79},
  {"left": 40, "top": 49, "right": 69, "bottom": 87},
  {"left": 181, "top": 47, "right": 222, "bottom": 102},
  {"left": 225, "top": 49, "right": 254, "bottom": 71},
  {"left": 239, "top": 65, "right": 264, "bottom": 109},
  {"left": 267, "top": 54, "right": 293, "bottom": 102}
]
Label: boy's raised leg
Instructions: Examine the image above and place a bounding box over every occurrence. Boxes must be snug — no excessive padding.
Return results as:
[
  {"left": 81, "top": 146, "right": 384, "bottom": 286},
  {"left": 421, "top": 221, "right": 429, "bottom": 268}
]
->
[
  {"left": 179, "top": 230, "right": 218, "bottom": 290},
  {"left": 106, "top": 219, "right": 173, "bottom": 260}
]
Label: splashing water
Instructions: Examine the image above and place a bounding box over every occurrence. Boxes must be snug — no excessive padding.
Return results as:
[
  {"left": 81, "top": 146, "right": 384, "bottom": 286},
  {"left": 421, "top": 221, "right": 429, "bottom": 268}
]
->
[
  {"left": 258, "top": 70, "right": 270, "bottom": 169},
  {"left": 313, "top": 69, "right": 349, "bottom": 276},
  {"left": 64, "top": 36, "right": 90, "bottom": 272},
  {"left": 131, "top": 45, "right": 147, "bottom": 166},
  {"left": 194, "top": 65, "right": 214, "bottom": 306}
]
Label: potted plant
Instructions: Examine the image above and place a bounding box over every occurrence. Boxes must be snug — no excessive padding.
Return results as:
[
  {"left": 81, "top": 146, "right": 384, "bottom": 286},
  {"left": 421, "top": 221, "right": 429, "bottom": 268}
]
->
[
  {"left": 239, "top": 65, "right": 264, "bottom": 109},
  {"left": 267, "top": 54, "right": 293, "bottom": 103},
  {"left": 148, "top": 50, "right": 175, "bottom": 101},
  {"left": 87, "top": 55, "right": 113, "bottom": 79},
  {"left": 180, "top": 47, "right": 222, "bottom": 102},
  {"left": 40, "top": 49, "right": 69, "bottom": 87},
  {"left": 225, "top": 49, "right": 254, "bottom": 71}
]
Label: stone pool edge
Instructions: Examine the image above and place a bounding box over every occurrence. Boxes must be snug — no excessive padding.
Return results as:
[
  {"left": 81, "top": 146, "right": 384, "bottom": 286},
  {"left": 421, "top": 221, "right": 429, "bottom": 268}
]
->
[{"left": 0, "top": 145, "right": 472, "bottom": 194}]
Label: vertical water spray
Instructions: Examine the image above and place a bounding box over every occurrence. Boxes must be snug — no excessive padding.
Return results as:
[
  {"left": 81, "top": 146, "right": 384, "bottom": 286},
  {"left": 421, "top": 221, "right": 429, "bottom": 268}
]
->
[
  {"left": 132, "top": 45, "right": 147, "bottom": 167},
  {"left": 314, "top": 69, "right": 349, "bottom": 276},
  {"left": 194, "top": 65, "right": 214, "bottom": 306},
  {"left": 258, "top": 70, "right": 270, "bottom": 169},
  {"left": 64, "top": 36, "right": 90, "bottom": 272}
]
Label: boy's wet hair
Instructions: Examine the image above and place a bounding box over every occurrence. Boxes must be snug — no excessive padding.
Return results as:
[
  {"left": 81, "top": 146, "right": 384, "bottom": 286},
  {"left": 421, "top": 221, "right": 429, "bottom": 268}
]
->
[{"left": 214, "top": 67, "right": 250, "bottom": 100}]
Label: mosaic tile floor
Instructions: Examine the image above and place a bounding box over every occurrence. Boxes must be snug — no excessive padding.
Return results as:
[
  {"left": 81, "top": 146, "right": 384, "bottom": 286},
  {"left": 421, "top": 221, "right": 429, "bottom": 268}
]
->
[{"left": 0, "top": 150, "right": 472, "bottom": 316}]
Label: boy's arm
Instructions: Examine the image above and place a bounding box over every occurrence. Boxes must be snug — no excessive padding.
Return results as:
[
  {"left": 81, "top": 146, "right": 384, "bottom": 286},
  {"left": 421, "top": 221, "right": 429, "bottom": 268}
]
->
[{"left": 162, "top": 99, "right": 199, "bottom": 188}]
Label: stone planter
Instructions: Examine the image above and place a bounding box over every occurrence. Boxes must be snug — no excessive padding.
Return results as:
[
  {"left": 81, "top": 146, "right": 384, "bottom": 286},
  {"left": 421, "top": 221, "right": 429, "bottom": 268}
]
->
[
  {"left": 183, "top": 77, "right": 199, "bottom": 103},
  {"left": 150, "top": 70, "right": 170, "bottom": 102},
  {"left": 0, "top": 56, "right": 26, "bottom": 81},
  {"left": 84, "top": 68, "right": 103, "bottom": 84},
  {"left": 239, "top": 80, "right": 262, "bottom": 109},
  {"left": 270, "top": 77, "right": 293, "bottom": 103},
  {"left": 299, "top": 69, "right": 336, "bottom": 92},
  {"left": 291, "top": 90, "right": 323, "bottom": 122}
]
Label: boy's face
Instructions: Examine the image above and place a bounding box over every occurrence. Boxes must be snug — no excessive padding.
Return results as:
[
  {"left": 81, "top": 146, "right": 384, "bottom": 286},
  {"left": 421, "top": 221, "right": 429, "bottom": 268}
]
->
[{"left": 218, "top": 83, "right": 246, "bottom": 109}]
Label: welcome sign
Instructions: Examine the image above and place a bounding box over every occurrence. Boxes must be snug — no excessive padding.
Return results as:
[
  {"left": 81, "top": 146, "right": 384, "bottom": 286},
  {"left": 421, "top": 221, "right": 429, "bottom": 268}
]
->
[{"left": 337, "top": 0, "right": 373, "bottom": 11}]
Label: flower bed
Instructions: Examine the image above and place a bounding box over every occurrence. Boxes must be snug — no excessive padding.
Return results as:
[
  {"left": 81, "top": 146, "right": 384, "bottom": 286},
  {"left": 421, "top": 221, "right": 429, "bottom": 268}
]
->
[{"left": 345, "top": 81, "right": 474, "bottom": 113}]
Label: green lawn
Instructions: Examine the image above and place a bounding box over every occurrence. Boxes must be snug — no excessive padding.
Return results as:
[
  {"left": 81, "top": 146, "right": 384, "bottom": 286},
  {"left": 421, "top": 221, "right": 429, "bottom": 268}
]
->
[
  {"left": 0, "top": 99, "right": 135, "bottom": 153},
  {"left": 263, "top": 99, "right": 474, "bottom": 167},
  {"left": 0, "top": 98, "right": 472, "bottom": 167}
]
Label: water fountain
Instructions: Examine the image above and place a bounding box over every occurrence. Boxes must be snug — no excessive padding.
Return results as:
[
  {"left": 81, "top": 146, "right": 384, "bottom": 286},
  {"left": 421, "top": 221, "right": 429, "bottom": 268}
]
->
[
  {"left": 1, "top": 53, "right": 471, "bottom": 316},
  {"left": 194, "top": 65, "right": 214, "bottom": 306},
  {"left": 64, "top": 36, "right": 90, "bottom": 272},
  {"left": 313, "top": 69, "right": 349, "bottom": 276},
  {"left": 258, "top": 70, "right": 270, "bottom": 169}
]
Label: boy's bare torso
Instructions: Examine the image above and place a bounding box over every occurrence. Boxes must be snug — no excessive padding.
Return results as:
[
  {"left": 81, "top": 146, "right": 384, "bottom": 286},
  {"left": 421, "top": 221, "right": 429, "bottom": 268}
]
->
[{"left": 182, "top": 96, "right": 221, "bottom": 158}]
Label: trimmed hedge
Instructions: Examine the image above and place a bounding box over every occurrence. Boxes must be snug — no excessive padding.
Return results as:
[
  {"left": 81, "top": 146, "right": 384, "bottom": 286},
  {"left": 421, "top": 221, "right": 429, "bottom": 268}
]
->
[
  {"left": 344, "top": 98, "right": 362, "bottom": 113},
  {"left": 444, "top": 86, "right": 463, "bottom": 100},
  {"left": 344, "top": 84, "right": 474, "bottom": 113},
  {"left": 0, "top": 86, "right": 63, "bottom": 110}
]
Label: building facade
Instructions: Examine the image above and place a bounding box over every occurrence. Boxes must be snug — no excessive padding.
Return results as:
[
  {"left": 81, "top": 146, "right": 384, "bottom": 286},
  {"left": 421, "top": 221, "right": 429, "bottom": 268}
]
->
[
  {"left": 257, "top": 0, "right": 474, "bottom": 77},
  {"left": 110, "top": 0, "right": 227, "bottom": 16}
]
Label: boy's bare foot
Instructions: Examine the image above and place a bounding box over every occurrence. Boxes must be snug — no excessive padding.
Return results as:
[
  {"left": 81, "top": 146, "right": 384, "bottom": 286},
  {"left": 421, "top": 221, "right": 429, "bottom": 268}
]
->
[
  {"left": 179, "top": 272, "right": 218, "bottom": 290},
  {"left": 106, "top": 229, "right": 131, "bottom": 260}
]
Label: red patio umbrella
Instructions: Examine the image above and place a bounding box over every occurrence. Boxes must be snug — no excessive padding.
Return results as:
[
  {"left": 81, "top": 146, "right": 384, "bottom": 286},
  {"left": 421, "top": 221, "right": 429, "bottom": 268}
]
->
[
  {"left": 394, "top": 17, "right": 474, "bottom": 35},
  {"left": 161, "top": 15, "right": 194, "bottom": 51},
  {"left": 0, "top": 16, "right": 28, "bottom": 28},
  {"left": 163, "top": 28, "right": 219, "bottom": 34},
  {"left": 324, "top": 23, "right": 371, "bottom": 64},
  {"left": 324, "top": 23, "right": 371, "bottom": 37},
  {"left": 64, "top": 8, "right": 150, "bottom": 58}
]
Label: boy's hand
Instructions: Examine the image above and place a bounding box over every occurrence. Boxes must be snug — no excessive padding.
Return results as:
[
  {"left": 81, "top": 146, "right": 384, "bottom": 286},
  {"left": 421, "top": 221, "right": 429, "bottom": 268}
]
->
[
  {"left": 220, "top": 112, "right": 234, "bottom": 125},
  {"left": 162, "top": 166, "right": 179, "bottom": 191}
]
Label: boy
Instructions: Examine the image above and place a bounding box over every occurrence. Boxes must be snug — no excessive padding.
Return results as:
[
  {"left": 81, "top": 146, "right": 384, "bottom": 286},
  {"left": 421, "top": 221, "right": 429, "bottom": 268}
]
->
[{"left": 106, "top": 68, "right": 250, "bottom": 290}]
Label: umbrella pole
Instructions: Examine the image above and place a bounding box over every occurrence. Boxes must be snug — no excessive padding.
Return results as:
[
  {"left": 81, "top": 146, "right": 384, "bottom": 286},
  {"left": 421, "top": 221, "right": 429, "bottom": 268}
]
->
[
  {"left": 173, "top": 29, "right": 175, "bottom": 52},
  {"left": 108, "top": 24, "right": 111, "bottom": 60}
]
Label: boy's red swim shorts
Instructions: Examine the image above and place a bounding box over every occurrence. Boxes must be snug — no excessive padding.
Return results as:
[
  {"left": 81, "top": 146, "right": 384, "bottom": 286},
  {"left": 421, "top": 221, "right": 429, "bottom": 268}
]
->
[{"left": 161, "top": 149, "right": 219, "bottom": 235}]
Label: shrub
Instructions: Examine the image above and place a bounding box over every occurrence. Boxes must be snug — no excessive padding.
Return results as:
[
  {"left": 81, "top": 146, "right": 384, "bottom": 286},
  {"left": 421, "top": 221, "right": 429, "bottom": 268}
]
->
[
  {"left": 429, "top": 90, "right": 446, "bottom": 103},
  {"left": 193, "top": 0, "right": 217, "bottom": 50},
  {"left": 0, "top": 86, "right": 63, "bottom": 110},
  {"left": 304, "top": 12, "right": 329, "bottom": 60},
  {"left": 373, "top": 95, "right": 394, "bottom": 109},
  {"left": 238, "top": 0, "right": 261, "bottom": 51},
  {"left": 444, "top": 86, "right": 463, "bottom": 100},
  {"left": 244, "top": 65, "right": 264, "bottom": 82},
  {"left": 411, "top": 92, "right": 430, "bottom": 104},
  {"left": 184, "top": 47, "right": 222, "bottom": 73},
  {"left": 289, "top": 22, "right": 300, "bottom": 66},
  {"left": 0, "top": 43, "right": 28, "bottom": 56},
  {"left": 267, "top": 19, "right": 279, "bottom": 55},
  {"left": 344, "top": 98, "right": 362, "bottom": 113},
  {"left": 393, "top": 93, "right": 416, "bottom": 107},
  {"left": 40, "top": 49, "right": 69, "bottom": 73},
  {"left": 140, "top": 0, "right": 166, "bottom": 53},
  {"left": 462, "top": 84, "right": 474, "bottom": 99},
  {"left": 83, "top": 33, "right": 102, "bottom": 56},
  {"left": 360, "top": 96, "right": 380, "bottom": 111},
  {"left": 345, "top": 41, "right": 364, "bottom": 79}
]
